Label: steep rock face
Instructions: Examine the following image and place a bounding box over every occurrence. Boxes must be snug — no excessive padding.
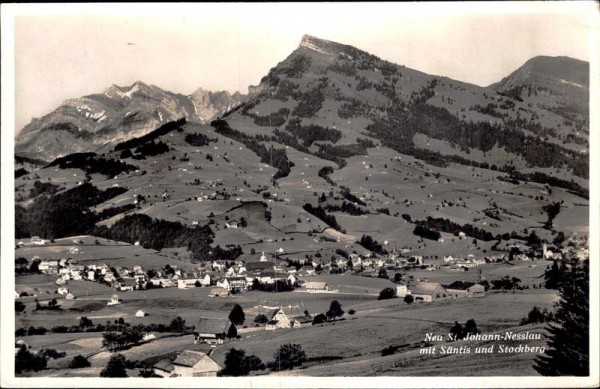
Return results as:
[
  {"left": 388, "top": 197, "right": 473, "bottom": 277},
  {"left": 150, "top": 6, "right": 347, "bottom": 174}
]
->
[
  {"left": 188, "top": 88, "right": 245, "bottom": 122},
  {"left": 15, "top": 81, "right": 245, "bottom": 161}
]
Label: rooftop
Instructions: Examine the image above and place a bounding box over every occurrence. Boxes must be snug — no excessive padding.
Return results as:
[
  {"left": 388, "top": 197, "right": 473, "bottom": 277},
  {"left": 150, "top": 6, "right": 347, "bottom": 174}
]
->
[{"left": 173, "top": 350, "right": 211, "bottom": 368}]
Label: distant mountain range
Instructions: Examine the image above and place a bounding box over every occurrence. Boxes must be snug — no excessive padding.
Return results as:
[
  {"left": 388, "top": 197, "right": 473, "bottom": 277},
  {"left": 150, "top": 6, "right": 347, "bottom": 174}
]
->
[
  {"left": 15, "top": 82, "right": 245, "bottom": 161},
  {"left": 15, "top": 34, "right": 588, "bottom": 176}
]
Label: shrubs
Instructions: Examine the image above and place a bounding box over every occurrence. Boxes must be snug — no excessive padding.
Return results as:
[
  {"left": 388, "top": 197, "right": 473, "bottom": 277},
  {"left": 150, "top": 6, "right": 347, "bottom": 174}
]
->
[
  {"left": 47, "top": 152, "right": 137, "bottom": 178},
  {"left": 69, "top": 355, "right": 91, "bottom": 369},
  {"left": 413, "top": 225, "right": 441, "bottom": 241},
  {"left": 285, "top": 118, "right": 341, "bottom": 147},
  {"left": 449, "top": 319, "right": 480, "bottom": 341},
  {"left": 15, "top": 345, "right": 47, "bottom": 374},
  {"left": 184, "top": 132, "right": 214, "bottom": 147},
  {"left": 312, "top": 313, "right": 327, "bottom": 325},
  {"left": 520, "top": 306, "right": 553, "bottom": 325},
  {"left": 92, "top": 213, "right": 241, "bottom": 262},
  {"left": 100, "top": 353, "right": 128, "bottom": 377},
  {"left": 133, "top": 140, "right": 170, "bottom": 157},
  {"left": 220, "top": 348, "right": 265, "bottom": 376},
  {"left": 302, "top": 204, "right": 341, "bottom": 231},
  {"left": 211, "top": 119, "right": 293, "bottom": 181},
  {"left": 378, "top": 287, "right": 397, "bottom": 300},
  {"left": 270, "top": 343, "right": 307, "bottom": 371},
  {"left": 318, "top": 166, "right": 336, "bottom": 185},
  {"left": 292, "top": 80, "right": 326, "bottom": 118},
  {"left": 251, "top": 108, "right": 290, "bottom": 127},
  {"left": 359, "top": 235, "right": 386, "bottom": 255},
  {"left": 16, "top": 183, "right": 127, "bottom": 239},
  {"left": 114, "top": 118, "right": 185, "bottom": 151}
]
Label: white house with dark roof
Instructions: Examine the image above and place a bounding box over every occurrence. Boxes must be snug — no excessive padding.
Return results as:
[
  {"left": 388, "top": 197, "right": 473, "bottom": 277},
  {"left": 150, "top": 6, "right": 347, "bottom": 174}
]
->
[
  {"left": 265, "top": 307, "right": 291, "bottom": 330},
  {"left": 408, "top": 282, "right": 449, "bottom": 302}
]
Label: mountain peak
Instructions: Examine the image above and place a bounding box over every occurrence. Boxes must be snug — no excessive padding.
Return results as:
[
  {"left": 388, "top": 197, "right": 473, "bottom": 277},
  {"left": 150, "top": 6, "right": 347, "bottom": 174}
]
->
[
  {"left": 490, "top": 55, "right": 589, "bottom": 91},
  {"left": 297, "top": 34, "right": 379, "bottom": 63},
  {"left": 299, "top": 34, "right": 336, "bottom": 55}
]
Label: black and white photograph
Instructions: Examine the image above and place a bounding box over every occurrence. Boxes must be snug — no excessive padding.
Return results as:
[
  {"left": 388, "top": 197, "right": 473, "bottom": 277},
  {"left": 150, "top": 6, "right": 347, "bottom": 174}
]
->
[{"left": 1, "top": 2, "right": 598, "bottom": 387}]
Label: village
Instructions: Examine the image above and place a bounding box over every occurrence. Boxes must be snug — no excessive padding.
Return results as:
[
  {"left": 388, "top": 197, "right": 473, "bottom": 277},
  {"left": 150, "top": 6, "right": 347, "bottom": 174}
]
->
[{"left": 16, "top": 232, "right": 589, "bottom": 302}]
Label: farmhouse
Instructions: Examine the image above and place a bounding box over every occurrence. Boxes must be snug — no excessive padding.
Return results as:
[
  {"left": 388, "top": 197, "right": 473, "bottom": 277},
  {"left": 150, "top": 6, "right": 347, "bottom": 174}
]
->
[
  {"left": 107, "top": 294, "right": 121, "bottom": 306},
  {"left": 209, "top": 287, "right": 230, "bottom": 297},
  {"left": 225, "top": 221, "right": 239, "bottom": 229},
  {"left": 135, "top": 309, "right": 147, "bottom": 317},
  {"left": 194, "top": 319, "right": 234, "bottom": 344},
  {"left": 154, "top": 350, "right": 221, "bottom": 377},
  {"left": 408, "top": 282, "right": 449, "bottom": 302},
  {"left": 291, "top": 314, "right": 313, "bottom": 328},
  {"left": 444, "top": 281, "right": 486, "bottom": 298},
  {"left": 217, "top": 277, "right": 248, "bottom": 291},
  {"left": 57, "top": 287, "right": 69, "bottom": 295},
  {"left": 266, "top": 307, "right": 291, "bottom": 330},
  {"left": 304, "top": 281, "right": 329, "bottom": 293},
  {"left": 177, "top": 274, "right": 210, "bottom": 289},
  {"left": 39, "top": 260, "right": 59, "bottom": 275},
  {"left": 396, "top": 285, "right": 409, "bottom": 298}
]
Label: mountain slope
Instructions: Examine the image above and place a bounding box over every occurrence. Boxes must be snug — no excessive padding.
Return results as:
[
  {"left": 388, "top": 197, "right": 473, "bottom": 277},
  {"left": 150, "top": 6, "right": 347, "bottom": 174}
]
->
[
  {"left": 224, "top": 35, "right": 588, "bottom": 179},
  {"left": 15, "top": 81, "right": 245, "bottom": 161}
]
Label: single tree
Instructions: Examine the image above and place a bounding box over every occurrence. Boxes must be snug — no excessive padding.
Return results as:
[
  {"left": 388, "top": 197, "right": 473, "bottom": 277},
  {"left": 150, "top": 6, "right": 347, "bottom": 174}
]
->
[
  {"left": 169, "top": 316, "right": 186, "bottom": 332},
  {"left": 535, "top": 259, "right": 589, "bottom": 376},
  {"left": 15, "top": 301, "right": 26, "bottom": 313},
  {"left": 220, "top": 348, "right": 247, "bottom": 376},
  {"left": 100, "top": 353, "right": 128, "bottom": 377},
  {"left": 226, "top": 324, "right": 238, "bottom": 339},
  {"left": 228, "top": 304, "right": 246, "bottom": 326},
  {"left": 69, "top": 355, "right": 91, "bottom": 369},
  {"left": 254, "top": 314, "right": 269, "bottom": 324},
  {"left": 79, "top": 316, "right": 93, "bottom": 328},
  {"left": 378, "top": 267, "right": 388, "bottom": 279},
  {"left": 464, "top": 319, "right": 479, "bottom": 336},
  {"left": 312, "top": 313, "right": 327, "bottom": 325},
  {"left": 271, "top": 343, "right": 307, "bottom": 371},
  {"left": 449, "top": 321, "right": 464, "bottom": 341},
  {"left": 326, "top": 300, "right": 344, "bottom": 321},
  {"left": 403, "top": 295, "right": 414, "bottom": 304}
]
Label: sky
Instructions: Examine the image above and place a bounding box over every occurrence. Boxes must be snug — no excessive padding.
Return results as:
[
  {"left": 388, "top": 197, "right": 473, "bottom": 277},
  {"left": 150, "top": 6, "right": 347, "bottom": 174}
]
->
[{"left": 8, "top": 2, "right": 597, "bottom": 133}]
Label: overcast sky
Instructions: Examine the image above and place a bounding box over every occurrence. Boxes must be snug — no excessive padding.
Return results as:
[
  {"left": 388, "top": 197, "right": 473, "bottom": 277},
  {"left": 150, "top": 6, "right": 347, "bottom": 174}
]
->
[{"left": 10, "top": 2, "right": 597, "bottom": 133}]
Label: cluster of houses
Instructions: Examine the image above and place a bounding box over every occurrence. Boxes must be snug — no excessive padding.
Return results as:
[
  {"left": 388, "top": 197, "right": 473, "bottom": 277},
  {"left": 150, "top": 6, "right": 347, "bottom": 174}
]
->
[
  {"left": 32, "top": 251, "right": 333, "bottom": 299},
  {"left": 396, "top": 280, "right": 486, "bottom": 303}
]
